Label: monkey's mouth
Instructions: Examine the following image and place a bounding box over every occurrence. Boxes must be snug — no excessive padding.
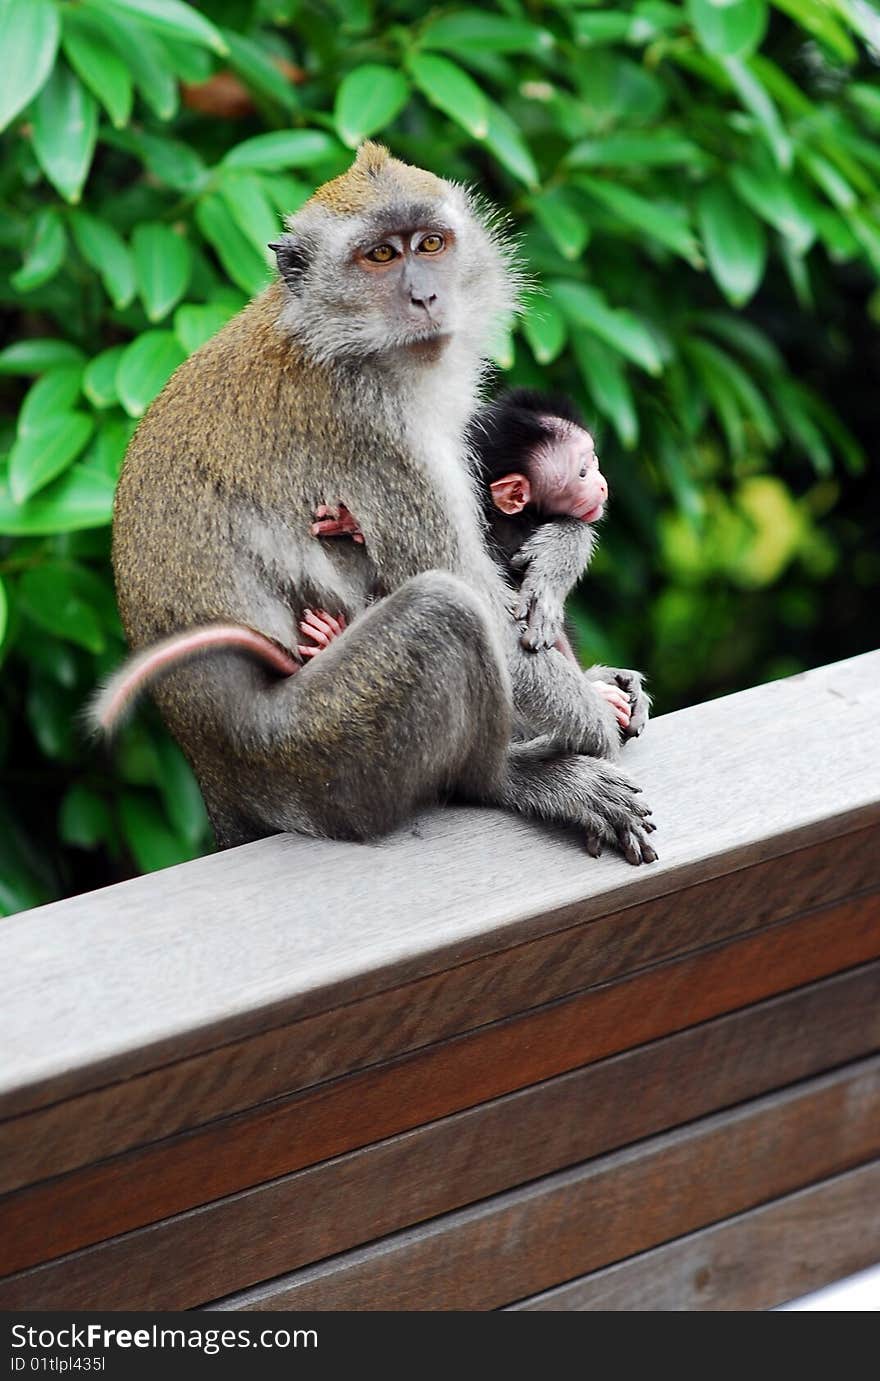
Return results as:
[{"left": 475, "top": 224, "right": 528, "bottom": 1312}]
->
[
  {"left": 578, "top": 502, "right": 605, "bottom": 524},
  {"left": 405, "top": 331, "right": 451, "bottom": 356}
]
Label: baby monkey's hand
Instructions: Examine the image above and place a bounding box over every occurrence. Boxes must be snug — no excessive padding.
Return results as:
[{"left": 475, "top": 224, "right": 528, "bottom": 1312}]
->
[
  {"left": 310, "top": 502, "right": 365, "bottom": 544},
  {"left": 592, "top": 679, "right": 632, "bottom": 730},
  {"left": 297, "top": 608, "right": 347, "bottom": 660}
]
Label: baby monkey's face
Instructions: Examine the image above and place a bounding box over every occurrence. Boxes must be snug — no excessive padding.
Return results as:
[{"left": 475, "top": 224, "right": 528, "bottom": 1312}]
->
[
  {"left": 489, "top": 416, "right": 608, "bottom": 523},
  {"left": 532, "top": 416, "right": 607, "bottom": 522}
]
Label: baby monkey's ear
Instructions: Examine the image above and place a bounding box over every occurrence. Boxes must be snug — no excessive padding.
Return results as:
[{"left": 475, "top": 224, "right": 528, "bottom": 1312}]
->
[{"left": 490, "top": 472, "right": 531, "bottom": 515}]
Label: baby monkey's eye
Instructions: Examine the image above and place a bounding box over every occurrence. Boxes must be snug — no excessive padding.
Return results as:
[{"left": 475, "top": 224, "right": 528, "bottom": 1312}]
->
[
  {"left": 366, "top": 244, "right": 397, "bottom": 263},
  {"left": 418, "top": 233, "right": 445, "bottom": 254},
  {"left": 579, "top": 465, "right": 588, "bottom": 478}
]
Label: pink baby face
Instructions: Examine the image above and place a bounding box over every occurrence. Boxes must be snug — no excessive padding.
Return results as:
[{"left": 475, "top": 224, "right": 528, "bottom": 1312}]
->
[{"left": 489, "top": 418, "right": 608, "bottom": 524}]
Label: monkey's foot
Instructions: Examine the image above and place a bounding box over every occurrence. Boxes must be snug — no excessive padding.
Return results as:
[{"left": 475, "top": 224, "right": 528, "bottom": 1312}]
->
[
  {"left": 297, "top": 608, "right": 347, "bottom": 659},
  {"left": 310, "top": 503, "right": 365, "bottom": 544},
  {"left": 592, "top": 679, "right": 632, "bottom": 730}
]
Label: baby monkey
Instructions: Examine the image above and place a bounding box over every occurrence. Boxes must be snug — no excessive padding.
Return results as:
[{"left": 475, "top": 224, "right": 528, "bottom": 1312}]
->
[{"left": 311, "top": 390, "right": 632, "bottom": 730}]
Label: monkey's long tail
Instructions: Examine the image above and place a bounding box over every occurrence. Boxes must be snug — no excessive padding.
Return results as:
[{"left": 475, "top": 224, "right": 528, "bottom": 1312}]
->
[{"left": 88, "top": 624, "right": 299, "bottom": 734}]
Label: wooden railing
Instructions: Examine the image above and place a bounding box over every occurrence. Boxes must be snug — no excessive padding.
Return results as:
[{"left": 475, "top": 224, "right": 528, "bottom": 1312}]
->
[{"left": 1, "top": 651, "right": 879, "bottom": 1312}]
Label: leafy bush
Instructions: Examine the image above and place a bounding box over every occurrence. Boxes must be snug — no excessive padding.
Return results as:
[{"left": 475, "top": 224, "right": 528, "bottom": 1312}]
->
[{"left": 1, "top": 0, "right": 878, "bottom": 911}]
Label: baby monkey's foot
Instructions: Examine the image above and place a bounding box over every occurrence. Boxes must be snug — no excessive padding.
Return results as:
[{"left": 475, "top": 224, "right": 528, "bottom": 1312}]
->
[
  {"left": 593, "top": 679, "right": 632, "bottom": 730},
  {"left": 310, "top": 503, "right": 365, "bottom": 544},
  {"left": 297, "top": 608, "right": 347, "bottom": 660}
]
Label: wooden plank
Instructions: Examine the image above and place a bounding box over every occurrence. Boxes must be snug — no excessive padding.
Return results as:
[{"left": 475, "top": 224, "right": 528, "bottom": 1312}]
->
[
  {"left": 207, "top": 1056, "right": 880, "bottom": 1313},
  {"left": 3, "top": 964, "right": 879, "bottom": 1310},
  {"left": 505, "top": 1160, "right": 880, "bottom": 1311},
  {"left": 4, "top": 827, "right": 877, "bottom": 1195},
  {"left": 3, "top": 897, "right": 879, "bottom": 1276},
  {"left": 2, "top": 652, "right": 879, "bottom": 1118}
]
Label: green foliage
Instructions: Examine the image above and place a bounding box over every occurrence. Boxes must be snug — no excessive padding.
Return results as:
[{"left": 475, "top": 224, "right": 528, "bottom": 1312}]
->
[{"left": 0, "top": 0, "right": 878, "bottom": 912}]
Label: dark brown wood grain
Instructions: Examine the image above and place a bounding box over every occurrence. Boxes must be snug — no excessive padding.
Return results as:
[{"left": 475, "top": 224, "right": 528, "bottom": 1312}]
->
[
  {"left": 208, "top": 1056, "right": 880, "bottom": 1312},
  {"left": 3, "top": 825, "right": 878, "bottom": 1196},
  {"left": 505, "top": 1159, "right": 880, "bottom": 1311},
  {"left": 2, "top": 894, "right": 879, "bottom": 1278},
  {"left": 3, "top": 963, "right": 880, "bottom": 1310}
]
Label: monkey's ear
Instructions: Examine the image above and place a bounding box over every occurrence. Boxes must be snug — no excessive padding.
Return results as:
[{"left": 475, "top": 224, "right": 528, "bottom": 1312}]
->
[
  {"left": 270, "top": 234, "right": 310, "bottom": 289},
  {"left": 490, "top": 473, "right": 531, "bottom": 515}
]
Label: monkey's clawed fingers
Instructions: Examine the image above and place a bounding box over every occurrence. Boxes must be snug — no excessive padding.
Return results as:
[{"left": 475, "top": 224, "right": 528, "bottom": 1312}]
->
[
  {"left": 310, "top": 503, "right": 365, "bottom": 545},
  {"left": 297, "top": 608, "right": 347, "bottom": 660},
  {"left": 592, "top": 679, "right": 632, "bottom": 729}
]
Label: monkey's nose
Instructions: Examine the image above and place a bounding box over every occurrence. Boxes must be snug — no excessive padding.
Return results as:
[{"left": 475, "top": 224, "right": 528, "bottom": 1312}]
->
[{"left": 411, "top": 292, "right": 438, "bottom": 312}]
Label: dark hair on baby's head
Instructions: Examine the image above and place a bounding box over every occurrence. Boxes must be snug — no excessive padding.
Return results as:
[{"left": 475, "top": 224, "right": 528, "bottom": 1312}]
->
[{"left": 468, "top": 389, "right": 587, "bottom": 483}]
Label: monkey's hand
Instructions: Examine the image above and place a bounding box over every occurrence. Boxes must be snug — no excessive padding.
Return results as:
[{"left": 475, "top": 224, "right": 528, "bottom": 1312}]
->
[
  {"left": 297, "top": 608, "right": 347, "bottom": 660},
  {"left": 514, "top": 584, "right": 566, "bottom": 654},
  {"left": 592, "top": 680, "right": 632, "bottom": 731},
  {"left": 310, "top": 503, "right": 365, "bottom": 545},
  {"left": 588, "top": 665, "right": 650, "bottom": 740},
  {"left": 510, "top": 522, "right": 593, "bottom": 653}
]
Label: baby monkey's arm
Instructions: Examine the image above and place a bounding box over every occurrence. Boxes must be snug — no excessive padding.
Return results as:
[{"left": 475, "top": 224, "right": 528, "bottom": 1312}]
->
[{"left": 511, "top": 518, "right": 597, "bottom": 653}]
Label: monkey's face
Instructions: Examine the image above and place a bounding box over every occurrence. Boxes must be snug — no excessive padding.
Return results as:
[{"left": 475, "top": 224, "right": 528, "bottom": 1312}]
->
[
  {"left": 529, "top": 420, "right": 608, "bottom": 523},
  {"left": 271, "top": 145, "right": 520, "bottom": 367}
]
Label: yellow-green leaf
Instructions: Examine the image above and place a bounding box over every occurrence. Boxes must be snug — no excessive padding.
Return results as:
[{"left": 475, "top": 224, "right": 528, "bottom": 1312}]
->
[
  {"left": 116, "top": 331, "right": 185, "bottom": 418},
  {"left": 334, "top": 65, "right": 409, "bottom": 148},
  {"left": 409, "top": 53, "right": 489, "bottom": 140},
  {"left": 132, "top": 222, "right": 192, "bottom": 322},
  {"left": 9, "top": 414, "right": 95, "bottom": 503}
]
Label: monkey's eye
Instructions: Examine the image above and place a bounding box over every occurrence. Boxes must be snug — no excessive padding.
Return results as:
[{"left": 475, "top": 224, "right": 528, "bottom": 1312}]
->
[
  {"left": 365, "top": 244, "right": 397, "bottom": 264},
  {"left": 417, "top": 234, "right": 445, "bottom": 254},
  {"left": 579, "top": 465, "right": 588, "bottom": 478}
]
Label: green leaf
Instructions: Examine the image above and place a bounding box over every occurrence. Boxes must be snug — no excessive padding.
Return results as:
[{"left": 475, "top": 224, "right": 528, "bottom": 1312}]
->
[
  {"left": 692, "top": 311, "right": 784, "bottom": 372},
  {"left": 571, "top": 12, "right": 634, "bottom": 45},
  {"left": 116, "top": 331, "right": 186, "bottom": 418},
  {"left": 687, "top": 0, "right": 767, "bottom": 58},
  {"left": 334, "top": 65, "right": 409, "bottom": 148},
  {"left": 550, "top": 280, "right": 664, "bottom": 375},
  {"left": 218, "top": 171, "right": 279, "bottom": 257},
  {"left": 222, "top": 129, "right": 339, "bottom": 172},
  {"left": 572, "top": 333, "right": 638, "bottom": 448},
  {"left": 69, "top": 211, "right": 136, "bottom": 309},
  {"left": 0, "top": 339, "right": 85, "bottom": 375},
  {"left": 130, "top": 130, "right": 207, "bottom": 192},
  {"left": 195, "top": 192, "right": 270, "bottom": 295},
  {"left": 132, "top": 222, "right": 192, "bottom": 322},
  {"left": 484, "top": 101, "right": 539, "bottom": 189},
  {"left": 408, "top": 53, "right": 489, "bottom": 140},
  {"left": 9, "top": 414, "right": 95, "bottom": 503},
  {"left": 0, "top": 463, "right": 114, "bottom": 535},
  {"left": 82, "top": 416, "right": 132, "bottom": 477},
  {"left": 0, "top": 0, "right": 60, "bottom": 133},
  {"left": 83, "top": 346, "right": 126, "bottom": 409},
  {"left": 684, "top": 338, "right": 746, "bottom": 459},
  {"left": 75, "top": 5, "right": 177, "bottom": 120},
  {"left": 849, "top": 83, "right": 880, "bottom": 126},
  {"left": 697, "top": 181, "right": 767, "bottom": 305},
  {"left": 155, "top": 734, "right": 209, "bottom": 845},
  {"left": 770, "top": 0, "right": 856, "bottom": 63},
  {"left": 222, "top": 27, "right": 300, "bottom": 112},
  {"left": 521, "top": 295, "right": 568, "bottom": 365},
  {"left": 531, "top": 189, "right": 590, "bottom": 262},
  {"left": 60, "top": 784, "right": 113, "bottom": 849},
  {"left": 84, "top": 0, "right": 228, "bottom": 54},
  {"left": 730, "top": 164, "right": 817, "bottom": 254},
  {"left": 19, "top": 365, "right": 84, "bottom": 431},
  {"left": 773, "top": 378, "right": 833, "bottom": 476},
  {"left": 421, "top": 11, "right": 552, "bottom": 55},
  {"left": 11, "top": 208, "right": 67, "bottom": 293},
  {"left": 31, "top": 63, "right": 98, "bottom": 204},
  {"left": 655, "top": 428, "right": 704, "bottom": 525},
  {"left": 120, "top": 791, "right": 196, "bottom": 873},
  {"left": 0, "top": 575, "right": 7, "bottom": 650},
  {"left": 577, "top": 175, "right": 702, "bottom": 267},
  {"left": 62, "top": 11, "right": 133, "bottom": 129},
  {"left": 567, "top": 129, "right": 704, "bottom": 169},
  {"left": 797, "top": 148, "right": 856, "bottom": 211},
  {"left": 18, "top": 562, "right": 106, "bottom": 653},
  {"left": 723, "top": 56, "right": 792, "bottom": 171},
  {"left": 174, "top": 303, "right": 237, "bottom": 355}
]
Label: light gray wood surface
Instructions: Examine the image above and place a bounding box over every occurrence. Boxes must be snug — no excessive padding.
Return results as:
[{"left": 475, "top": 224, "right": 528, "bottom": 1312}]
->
[{"left": 2, "top": 651, "right": 879, "bottom": 1113}]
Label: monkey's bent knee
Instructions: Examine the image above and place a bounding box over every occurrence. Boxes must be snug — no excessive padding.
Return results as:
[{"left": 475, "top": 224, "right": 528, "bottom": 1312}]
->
[{"left": 391, "top": 571, "right": 496, "bottom": 641}]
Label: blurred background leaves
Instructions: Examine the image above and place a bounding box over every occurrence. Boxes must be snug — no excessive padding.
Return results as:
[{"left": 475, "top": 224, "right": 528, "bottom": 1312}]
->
[{"left": 0, "top": 0, "right": 878, "bottom": 911}]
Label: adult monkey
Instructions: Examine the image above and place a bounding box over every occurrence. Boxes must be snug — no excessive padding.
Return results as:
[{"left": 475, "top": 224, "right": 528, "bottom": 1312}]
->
[{"left": 111, "top": 143, "right": 656, "bottom": 864}]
